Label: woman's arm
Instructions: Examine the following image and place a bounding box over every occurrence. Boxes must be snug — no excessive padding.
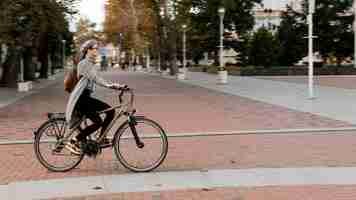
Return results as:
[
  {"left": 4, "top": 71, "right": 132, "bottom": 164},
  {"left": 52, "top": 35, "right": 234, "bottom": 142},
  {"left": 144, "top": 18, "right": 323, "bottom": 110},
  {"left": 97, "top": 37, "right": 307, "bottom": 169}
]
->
[
  {"left": 77, "top": 60, "right": 114, "bottom": 88},
  {"left": 91, "top": 68, "right": 113, "bottom": 88}
]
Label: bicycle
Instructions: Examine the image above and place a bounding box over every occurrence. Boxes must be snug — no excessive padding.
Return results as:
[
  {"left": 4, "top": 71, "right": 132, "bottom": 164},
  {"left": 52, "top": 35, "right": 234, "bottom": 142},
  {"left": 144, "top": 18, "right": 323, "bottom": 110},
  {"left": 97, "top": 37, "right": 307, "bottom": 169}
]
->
[{"left": 33, "top": 87, "right": 168, "bottom": 173}]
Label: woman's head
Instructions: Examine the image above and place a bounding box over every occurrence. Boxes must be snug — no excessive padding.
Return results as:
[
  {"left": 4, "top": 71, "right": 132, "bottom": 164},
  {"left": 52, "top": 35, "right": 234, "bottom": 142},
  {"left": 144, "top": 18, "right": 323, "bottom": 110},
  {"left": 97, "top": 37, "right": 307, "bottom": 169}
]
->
[{"left": 79, "top": 39, "right": 99, "bottom": 61}]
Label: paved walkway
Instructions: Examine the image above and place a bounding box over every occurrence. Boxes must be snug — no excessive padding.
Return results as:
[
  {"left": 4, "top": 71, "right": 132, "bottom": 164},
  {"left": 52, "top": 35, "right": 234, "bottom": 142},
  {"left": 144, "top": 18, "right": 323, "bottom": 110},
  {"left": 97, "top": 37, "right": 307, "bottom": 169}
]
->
[
  {"left": 178, "top": 72, "right": 356, "bottom": 125},
  {"left": 0, "top": 71, "right": 65, "bottom": 109},
  {"left": 3, "top": 167, "right": 356, "bottom": 200}
]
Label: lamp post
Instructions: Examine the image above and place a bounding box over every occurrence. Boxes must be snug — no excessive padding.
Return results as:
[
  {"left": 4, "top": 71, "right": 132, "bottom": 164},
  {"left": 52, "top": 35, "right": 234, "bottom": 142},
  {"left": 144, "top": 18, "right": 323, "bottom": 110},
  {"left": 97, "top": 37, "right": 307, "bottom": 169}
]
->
[
  {"left": 218, "top": 7, "right": 225, "bottom": 70},
  {"left": 308, "top": 0, "right": 315, "bottom": 99},
  {"left": 62, "top": 40, "right": 66, "bottom": 68},
  {"left": 182, "top": 24, "right": 187, "bottom": 79},
  {"left": 218, "top": 6, "right": 227, "bottom": 84},
  {"left": 118, "top": 33, "right": 123, "bottom": 68}
]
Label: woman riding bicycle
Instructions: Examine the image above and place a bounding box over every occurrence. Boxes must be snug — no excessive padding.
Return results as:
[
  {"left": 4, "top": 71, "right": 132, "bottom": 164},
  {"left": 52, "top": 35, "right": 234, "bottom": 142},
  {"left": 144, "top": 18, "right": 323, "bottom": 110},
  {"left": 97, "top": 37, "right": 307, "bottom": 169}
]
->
[{"left": 65, "top": 39, "right": 126, "bottom": 155}]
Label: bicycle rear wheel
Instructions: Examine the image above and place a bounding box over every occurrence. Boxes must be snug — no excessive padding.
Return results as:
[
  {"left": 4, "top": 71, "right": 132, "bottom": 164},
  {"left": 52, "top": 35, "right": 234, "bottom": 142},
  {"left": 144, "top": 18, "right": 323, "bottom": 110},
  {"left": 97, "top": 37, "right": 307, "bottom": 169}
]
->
[
  {"left": 113, "top": 117, "right": 168, "bottom": 172},
  {"left": 34, "top": 118, "right": 84, "bottom": 172}
]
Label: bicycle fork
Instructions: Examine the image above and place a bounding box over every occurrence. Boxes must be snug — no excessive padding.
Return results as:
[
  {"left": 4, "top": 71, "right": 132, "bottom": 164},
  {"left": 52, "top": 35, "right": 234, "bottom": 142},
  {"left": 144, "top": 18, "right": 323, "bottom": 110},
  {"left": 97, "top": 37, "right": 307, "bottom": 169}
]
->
[{"left": 128, "top": 116, "right": 144, "bottom": 148}]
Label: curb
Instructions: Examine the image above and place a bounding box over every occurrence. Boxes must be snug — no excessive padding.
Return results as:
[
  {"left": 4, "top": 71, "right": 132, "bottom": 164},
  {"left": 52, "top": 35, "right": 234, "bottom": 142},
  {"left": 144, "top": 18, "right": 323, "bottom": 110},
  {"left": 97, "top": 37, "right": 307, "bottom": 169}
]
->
[
  {"left": 2, "top": 127, "right": 356, "bottom": 145},
  {"left": 5, "top": 167, "right": 356, "bottom": 200}
]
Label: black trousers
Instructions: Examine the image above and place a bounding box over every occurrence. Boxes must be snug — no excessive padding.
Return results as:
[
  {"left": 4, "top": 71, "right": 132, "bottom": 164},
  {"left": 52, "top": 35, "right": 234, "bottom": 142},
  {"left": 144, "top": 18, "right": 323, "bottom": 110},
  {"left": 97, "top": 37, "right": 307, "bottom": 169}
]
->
[{"left": 75, "top": 90, "right": 115, "bottom": 141}]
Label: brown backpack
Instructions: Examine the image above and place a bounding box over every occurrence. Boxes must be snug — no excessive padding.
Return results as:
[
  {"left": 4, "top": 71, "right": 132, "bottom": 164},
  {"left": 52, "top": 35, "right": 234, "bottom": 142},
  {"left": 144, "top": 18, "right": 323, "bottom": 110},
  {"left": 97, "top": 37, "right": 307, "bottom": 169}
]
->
[{"left": 64, "top": 68, "right": 79, "bottom": 93}]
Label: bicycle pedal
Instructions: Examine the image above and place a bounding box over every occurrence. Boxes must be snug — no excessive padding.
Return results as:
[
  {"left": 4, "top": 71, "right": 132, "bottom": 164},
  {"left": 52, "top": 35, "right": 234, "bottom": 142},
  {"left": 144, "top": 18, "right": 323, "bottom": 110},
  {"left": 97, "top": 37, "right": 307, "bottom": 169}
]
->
[
  {"left": 53, "top": 147, "right": 63, "bottom": 153},
  {"left": 100, "top": 143, "right": 112, "bottom": 148}
]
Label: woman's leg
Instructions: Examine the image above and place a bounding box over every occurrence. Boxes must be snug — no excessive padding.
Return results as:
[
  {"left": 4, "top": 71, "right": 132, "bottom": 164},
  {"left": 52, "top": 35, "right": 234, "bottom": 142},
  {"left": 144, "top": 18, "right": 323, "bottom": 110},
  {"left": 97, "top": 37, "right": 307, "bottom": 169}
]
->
[
  {"left": 76, "top": 96, "right": 114, "bottom": 141},
  {"left": 76, "top": 114, "right": 102, "bottom": 141},
  {"left": 89, "top": 98, "right": 115, "bottom": 137}
]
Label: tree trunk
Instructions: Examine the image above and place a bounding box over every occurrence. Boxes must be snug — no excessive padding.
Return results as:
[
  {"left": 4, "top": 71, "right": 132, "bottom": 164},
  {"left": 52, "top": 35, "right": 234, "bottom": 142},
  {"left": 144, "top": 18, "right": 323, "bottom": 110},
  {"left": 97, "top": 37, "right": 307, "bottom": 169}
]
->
[
  {"left": 214, "top": 50, "right": 219, "bottom": 66},
  {"left": 24, "top": 47, "right": 36, "bottom": 81},
  {"left": 0, "top": 45, "right": 20, "bottom": 87},
  {"left": 0, "top": 44, "right": 3, "bottom": 82},
  {"left": 50, "top": 53, "right": 55, "bottom": 75},
  {"left": 39, "top": 35, "right": 49, "bottom": 79},
  {"left": 166, "top": 25, "right": 178, "bottom": 75},
  {"left": 337, "top": 57, "right": 342, "bottom": 68}
]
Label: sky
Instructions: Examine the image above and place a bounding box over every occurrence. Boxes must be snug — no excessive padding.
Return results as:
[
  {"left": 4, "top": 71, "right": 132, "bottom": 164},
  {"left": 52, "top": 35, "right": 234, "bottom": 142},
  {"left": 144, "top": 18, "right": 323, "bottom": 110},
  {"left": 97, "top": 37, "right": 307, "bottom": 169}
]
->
[
  {"left": 72, "top": 0, "right": 292, "bottom": 31},
  {"left": 70, "top": 0, "right": 106, "bottom": 31}
]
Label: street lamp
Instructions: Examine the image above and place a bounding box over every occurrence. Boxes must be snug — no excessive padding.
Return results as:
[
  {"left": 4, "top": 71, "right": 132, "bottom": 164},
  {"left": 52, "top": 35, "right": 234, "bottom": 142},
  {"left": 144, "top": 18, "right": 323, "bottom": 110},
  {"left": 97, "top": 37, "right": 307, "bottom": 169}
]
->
[
  {"left": 177, "top": 24, "right": 188, "bottom": 80},
  {"left": 218, "top": 7, "right": 225, "bottom": 70},
  {"left": 182, "top": 24, "right": 187, "bottom": 74},
  {"left": 307, "top": 0, "right": 315, "bottom": 99},
  {"left": 118, "top": 33, "right": 123, "bottom": 68},
  {"left": 217, "top": 6, "right": 228, "bottom": 84},
  {"left": 62, "top": 40, "right": 66, "bottom": 68}
]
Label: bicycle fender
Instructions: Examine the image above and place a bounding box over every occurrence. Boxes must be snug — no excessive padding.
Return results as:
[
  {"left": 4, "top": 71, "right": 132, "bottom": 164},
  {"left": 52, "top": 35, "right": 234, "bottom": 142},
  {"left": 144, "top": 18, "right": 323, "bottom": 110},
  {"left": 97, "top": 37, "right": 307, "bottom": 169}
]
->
[
  {"left": 131, "top": 116, "right": 145, "bottom": 120},
  {"left": 33, "top": 117, "right": 65, "bottom": 136},
  {"left": 33, "top": 120, "right": 51, "bottom": 136}
]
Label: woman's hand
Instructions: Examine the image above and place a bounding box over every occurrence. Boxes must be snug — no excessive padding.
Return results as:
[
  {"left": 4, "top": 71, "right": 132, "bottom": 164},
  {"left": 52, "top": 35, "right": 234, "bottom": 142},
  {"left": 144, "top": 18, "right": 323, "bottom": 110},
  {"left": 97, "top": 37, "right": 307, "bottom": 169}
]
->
[{"left": 108, "top": 83, "right": 128, "bottom": 90}]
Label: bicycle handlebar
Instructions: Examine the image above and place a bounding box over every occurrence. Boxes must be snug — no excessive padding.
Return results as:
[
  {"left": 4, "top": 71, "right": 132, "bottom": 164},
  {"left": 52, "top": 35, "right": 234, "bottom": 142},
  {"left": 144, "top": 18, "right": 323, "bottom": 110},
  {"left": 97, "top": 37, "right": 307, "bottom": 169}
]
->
[{"left": 117, "top": 87, "right": 134, "bottom": 108}]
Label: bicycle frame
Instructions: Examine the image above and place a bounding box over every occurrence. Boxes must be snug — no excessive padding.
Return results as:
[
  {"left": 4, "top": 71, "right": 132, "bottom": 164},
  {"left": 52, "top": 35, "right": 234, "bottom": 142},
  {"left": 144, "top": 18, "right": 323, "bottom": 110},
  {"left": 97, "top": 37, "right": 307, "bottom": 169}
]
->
[
  {"left": 95, "top": 103, "right": 133, "bottom": 143},
  {"left": 66, "top": 88, "right": 137, "bottom": 144}
]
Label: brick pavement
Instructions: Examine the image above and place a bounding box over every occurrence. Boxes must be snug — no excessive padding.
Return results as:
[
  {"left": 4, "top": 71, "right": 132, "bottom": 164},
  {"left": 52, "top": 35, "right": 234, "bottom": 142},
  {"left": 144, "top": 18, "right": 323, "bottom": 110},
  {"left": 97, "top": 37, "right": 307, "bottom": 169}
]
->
[
  {"left": 2, "top": 72, "right": 356, "bottom": 199},
  {"left": 2, "top": 133, "right": 356, "bottom": 184},
  {"left": 47, "top": 185, "right": 356, "bottom": 200},
  {"left": 0, "top": 71, "right": 351, "bottom": 140}
]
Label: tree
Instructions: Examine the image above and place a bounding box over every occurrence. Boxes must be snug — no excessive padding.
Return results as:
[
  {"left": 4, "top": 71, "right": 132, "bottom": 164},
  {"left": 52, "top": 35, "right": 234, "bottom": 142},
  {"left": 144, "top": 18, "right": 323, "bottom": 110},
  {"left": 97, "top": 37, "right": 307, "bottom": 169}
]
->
[
  {"left": 301, "top": 0, "right": 354, "bottom": 66},
  {"left": 277, "top": 6, "right": 307, "bottom": 66},
  {"left": 249, "top": 27, "right": 279, "bottom": 67},
  {"left": 74, "top": 17, "right": 97, "bottom": 47},
  {"left": 104, "top": 0, "right": 158, "bottom": 67},
  {"left": 187, "top": 0, "right": 262, "bottom": 65},
  {"left": 0, "top": 0, "right": 77, "bottom": 86}
]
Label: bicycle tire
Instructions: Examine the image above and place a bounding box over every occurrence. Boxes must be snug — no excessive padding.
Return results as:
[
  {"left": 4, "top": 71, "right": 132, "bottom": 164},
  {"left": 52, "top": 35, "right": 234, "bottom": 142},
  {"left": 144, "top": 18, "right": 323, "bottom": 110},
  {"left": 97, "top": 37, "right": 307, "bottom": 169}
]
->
[
  {"left": 34, "top": 118, "right": 84, "bottom": 172},
  {"left": 113, "top": 117, "right": 168, "bottom": 172}
]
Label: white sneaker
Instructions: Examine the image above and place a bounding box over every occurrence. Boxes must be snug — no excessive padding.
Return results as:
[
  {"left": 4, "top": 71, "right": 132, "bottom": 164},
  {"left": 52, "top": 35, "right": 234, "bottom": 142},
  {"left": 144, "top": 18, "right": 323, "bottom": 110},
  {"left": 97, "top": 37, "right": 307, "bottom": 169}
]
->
[{"left": 65, "top": 140, "right": 81, "bottom": 155}]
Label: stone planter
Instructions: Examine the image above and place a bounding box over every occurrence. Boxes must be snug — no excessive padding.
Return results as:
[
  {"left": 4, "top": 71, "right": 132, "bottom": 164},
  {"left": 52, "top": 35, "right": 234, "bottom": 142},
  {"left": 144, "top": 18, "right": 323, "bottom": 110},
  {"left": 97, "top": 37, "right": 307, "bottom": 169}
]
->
[
  {"left": 18, "top": 81, "right": 33, "bottom": 92},
  {"left": 218, "top": 70, "right": 228, "bottom": 84},
  {"left": 177, "top": 72, "right": 186, "bottom": 80},
  {"left": 136, "top": 65, "right": 142, "bottom": 72}
]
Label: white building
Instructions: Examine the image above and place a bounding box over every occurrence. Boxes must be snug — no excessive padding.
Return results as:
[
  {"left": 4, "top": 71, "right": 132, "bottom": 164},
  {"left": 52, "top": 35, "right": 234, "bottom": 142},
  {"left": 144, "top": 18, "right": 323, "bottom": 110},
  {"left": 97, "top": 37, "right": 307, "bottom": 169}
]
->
[
  {"left": 253, "top": 0, "right": 303, "bottom": 32},
  {"left": 253, "top": 9, "right": 284, "bottom": 32}
]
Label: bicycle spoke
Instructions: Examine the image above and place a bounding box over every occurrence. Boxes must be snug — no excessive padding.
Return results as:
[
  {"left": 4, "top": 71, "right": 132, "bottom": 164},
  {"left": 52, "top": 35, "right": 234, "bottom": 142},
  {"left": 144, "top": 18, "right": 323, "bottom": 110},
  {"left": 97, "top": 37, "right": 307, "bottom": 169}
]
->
[
  {"left": 34, "top": 119, "right": 84, "bottom": 172},
  {"left": 114, "top": 118, "right": 168, "bottom": 172}
]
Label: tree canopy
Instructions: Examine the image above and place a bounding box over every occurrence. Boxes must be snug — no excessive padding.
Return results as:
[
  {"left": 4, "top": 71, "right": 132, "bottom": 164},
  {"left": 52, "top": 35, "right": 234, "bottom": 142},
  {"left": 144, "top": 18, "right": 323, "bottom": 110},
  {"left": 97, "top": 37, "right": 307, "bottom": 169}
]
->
[{"left": 0, "top": 0, "right": 78, "bottom": 86}]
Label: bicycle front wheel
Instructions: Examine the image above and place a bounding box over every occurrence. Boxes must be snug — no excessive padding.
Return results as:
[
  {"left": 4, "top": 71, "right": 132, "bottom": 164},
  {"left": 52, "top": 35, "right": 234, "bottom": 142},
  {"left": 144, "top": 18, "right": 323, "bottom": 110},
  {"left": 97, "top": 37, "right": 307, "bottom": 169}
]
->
[
  {"left": 34, "top": 118, "right": 84, "bottom": 172},
  {"left": 113, "top": 117, "right": 168, "bottom": 172}
]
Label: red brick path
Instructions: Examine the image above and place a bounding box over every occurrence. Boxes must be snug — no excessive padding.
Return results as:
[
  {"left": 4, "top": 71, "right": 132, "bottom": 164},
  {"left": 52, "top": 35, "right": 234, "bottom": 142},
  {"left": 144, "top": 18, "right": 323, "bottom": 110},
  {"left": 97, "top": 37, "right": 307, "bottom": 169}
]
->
[
  {"left": 2, "top": 133, "right": 356, "bottom": 184},
  {"left": 2, "top": 73, "right": 356, "bottom": 199},
  {"left": 0, "top": 72, "right": 351, "bottom": 140}
]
